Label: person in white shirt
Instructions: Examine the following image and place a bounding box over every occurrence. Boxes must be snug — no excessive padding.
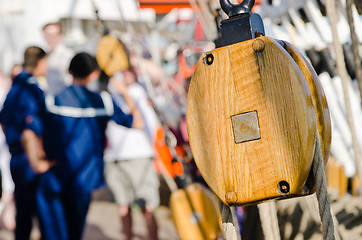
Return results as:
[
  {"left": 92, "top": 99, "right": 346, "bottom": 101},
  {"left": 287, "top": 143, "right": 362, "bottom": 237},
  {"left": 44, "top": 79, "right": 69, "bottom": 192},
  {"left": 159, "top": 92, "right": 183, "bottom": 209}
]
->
[
  {"left": 42, "top": 22, "right": 74, "bottom": 95},
  {"left": 104, "top": 66, "right": 160, "bottom": 240}
]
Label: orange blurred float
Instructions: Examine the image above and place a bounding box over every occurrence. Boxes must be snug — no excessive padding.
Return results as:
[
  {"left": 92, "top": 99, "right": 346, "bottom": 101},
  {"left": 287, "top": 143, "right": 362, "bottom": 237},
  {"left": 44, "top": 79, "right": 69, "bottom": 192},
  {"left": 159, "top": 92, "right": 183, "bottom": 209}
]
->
[{"left": 153, "top": 127, "right": 184, "bottom": 178}]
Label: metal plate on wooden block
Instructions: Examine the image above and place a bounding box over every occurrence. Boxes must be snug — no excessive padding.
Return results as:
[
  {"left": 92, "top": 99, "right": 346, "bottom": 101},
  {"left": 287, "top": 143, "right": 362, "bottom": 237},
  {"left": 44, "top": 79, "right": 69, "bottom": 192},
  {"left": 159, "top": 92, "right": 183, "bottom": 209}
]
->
[{"left": 231, "top": 111, "right": 261, "bottom": 143}]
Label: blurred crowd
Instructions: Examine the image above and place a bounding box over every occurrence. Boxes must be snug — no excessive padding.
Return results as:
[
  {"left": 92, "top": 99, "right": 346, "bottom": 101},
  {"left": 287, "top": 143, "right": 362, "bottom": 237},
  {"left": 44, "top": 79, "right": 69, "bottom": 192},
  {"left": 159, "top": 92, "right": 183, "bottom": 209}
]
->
[{"left": 0, "top": 21, "right": 195, "bottom": 240}]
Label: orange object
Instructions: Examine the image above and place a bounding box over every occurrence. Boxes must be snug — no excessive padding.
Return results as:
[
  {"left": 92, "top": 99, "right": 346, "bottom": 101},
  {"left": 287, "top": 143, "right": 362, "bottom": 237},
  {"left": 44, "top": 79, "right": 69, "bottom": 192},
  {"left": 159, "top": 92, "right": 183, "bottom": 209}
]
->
[
  {"left": 139, "top": 0, "right": 193, "bottom": 13},
  {"left": 175, "top": 44, "right": 214, "bottom": 85},
  {"left": 154, "top": 127, "right": 184, "bottom": 178},
  {"left": 254, "top": 0, "right": 264, "bottom": 5},
  {"left": 175, "top": 145, "right": 186, "bottom": 158},
  {"left": 139, "top": 0, "right": 264, "bottom": 14}
]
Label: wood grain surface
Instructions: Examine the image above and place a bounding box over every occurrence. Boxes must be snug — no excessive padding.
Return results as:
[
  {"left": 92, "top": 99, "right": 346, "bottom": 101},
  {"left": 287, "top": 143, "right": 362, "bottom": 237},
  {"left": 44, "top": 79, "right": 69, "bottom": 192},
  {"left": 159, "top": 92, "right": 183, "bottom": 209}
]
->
[
  {"left": 187, "top": 36, "right": 318, "bottom": 206},
  {"left": 282, "top": 41, "right": 331, "bottom": 166}
]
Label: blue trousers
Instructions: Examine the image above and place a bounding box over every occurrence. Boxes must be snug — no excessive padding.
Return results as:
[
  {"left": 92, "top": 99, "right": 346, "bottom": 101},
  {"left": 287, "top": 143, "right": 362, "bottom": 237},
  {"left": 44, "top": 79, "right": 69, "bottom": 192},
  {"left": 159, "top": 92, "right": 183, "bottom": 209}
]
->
[
  {"left": 36, "top": 169, "right": 91, "bottom": 240},
  {"left": 10, "top": 155, "right": 38, "bottom": 240}
]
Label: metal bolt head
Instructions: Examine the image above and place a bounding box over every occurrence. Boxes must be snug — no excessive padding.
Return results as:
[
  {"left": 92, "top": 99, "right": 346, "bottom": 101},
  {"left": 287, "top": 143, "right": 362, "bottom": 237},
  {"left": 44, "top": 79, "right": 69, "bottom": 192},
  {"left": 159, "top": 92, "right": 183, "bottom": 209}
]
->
[{"left": 203, "top": 52, "right": 214, "bottom": 65}]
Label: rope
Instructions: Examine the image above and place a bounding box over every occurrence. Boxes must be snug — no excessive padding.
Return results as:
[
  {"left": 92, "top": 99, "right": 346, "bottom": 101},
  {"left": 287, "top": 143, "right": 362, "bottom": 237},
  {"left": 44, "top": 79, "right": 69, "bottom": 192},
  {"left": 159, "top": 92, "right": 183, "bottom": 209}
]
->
[
  {"left": 346, "top": 0, "right": 362, "bottom": 107},
  {"left": 219, "top": 200, "right": 238, "bottom": 240},
  {"left": 313, "top": 135, "right": 335, "bottom": 240},
  {"left": 258, "top": 201, "right": 281, "bottom": 240},
  {"left": 326, "top": 0, "right": 362, "bottom": 195},
  {"left": 231, "top": 207, "right": 242, "bottom": 238},
  {"left": 188, "top": 0, "right": 216, "bottom": 41},
  {"left": 300, "top": 193, "right": 343, "bottom": 240}
]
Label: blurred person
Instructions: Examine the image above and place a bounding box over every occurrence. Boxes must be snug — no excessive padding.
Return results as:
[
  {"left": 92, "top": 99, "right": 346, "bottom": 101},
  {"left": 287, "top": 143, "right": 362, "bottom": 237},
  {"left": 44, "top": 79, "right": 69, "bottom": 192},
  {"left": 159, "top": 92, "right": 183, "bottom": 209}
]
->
[
  {"left": 42, "top": 22, "right": 74, "bottom": 95},
  {"left": 0, "top": 66, "right": 15, "bottom": 231},
  {"left": 104, "top": 66, "right": 160, "bottom": 240},
  {"left": 0, "top": 66, "right": 11, "bottom": 91},
  {"left": 36, "top": 52, "right": 143, "bottom": 240},
  {"left": 0, "top": 132, "right": 16, "bottom": 232},
  {"left": 0, "top": 64, "right": 11, "bottom": 105},
  {"left": 0, "top": 46, "right": 53, "bottom": 239},
  {"left": 10, "top": 64, "right": 23, "bottom": 80}
]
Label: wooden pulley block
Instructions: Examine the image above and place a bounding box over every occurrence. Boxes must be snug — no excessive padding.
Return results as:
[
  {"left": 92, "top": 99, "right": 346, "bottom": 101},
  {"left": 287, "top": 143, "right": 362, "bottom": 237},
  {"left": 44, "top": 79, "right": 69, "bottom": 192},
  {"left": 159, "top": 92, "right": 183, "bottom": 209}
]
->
[
  {"left": 96, "top": 34, "right": 129, "bottom": 76},
  {"left": 186, "top": 1, "right": 331, "bottom": 206},
  {"left": 170, "top": 183, "right": 222, "bottom": 240}
]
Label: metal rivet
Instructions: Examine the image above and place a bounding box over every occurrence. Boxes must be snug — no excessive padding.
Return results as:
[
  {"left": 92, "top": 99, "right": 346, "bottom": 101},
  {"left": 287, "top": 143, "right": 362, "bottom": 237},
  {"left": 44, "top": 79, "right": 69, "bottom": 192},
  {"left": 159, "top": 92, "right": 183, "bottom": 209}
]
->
[
  {"left": 225, "top": 191, "right": 238, "bottom": 204},
  {"left": 278, "top": 181, "right": 290, "bottom": 195},
  {"left": 252, "top": 38, "right": 265, "bottom": 53},
  {"left": 203, "top": 52, "right": 214, "bottom": 65}
]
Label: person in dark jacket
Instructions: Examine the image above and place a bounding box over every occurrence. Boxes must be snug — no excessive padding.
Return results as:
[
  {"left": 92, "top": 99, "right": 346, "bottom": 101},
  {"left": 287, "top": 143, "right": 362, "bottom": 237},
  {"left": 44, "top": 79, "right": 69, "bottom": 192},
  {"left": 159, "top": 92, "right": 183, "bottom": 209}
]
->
[{"left": 0, "top": 46, "right": 52, "bottom": 240}]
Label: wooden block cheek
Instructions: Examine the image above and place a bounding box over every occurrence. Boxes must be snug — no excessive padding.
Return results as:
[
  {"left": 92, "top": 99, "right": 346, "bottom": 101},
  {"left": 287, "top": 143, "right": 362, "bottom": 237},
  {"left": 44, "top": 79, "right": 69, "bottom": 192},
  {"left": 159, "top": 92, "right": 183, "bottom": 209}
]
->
[
  {"left": 259, "top": 39, "right": 316, "bottom": 192},
  {"left": 187, "top": 47, "right": 237, "bottom": 200},
  {"left": 281, "top": 41, "right": 331, "bottom": 167}
]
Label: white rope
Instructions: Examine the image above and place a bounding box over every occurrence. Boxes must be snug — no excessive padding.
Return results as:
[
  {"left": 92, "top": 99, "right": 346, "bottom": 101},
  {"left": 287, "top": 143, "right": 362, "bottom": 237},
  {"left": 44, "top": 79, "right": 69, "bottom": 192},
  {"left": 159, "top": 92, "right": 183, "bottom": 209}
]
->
[
  {"left": 258, "top": 201, "right": 281, "bottom": 240},
  {"left": 219, "top": 200, "right": 238, "bottom": 240},
  {"left": 313, "top": 135, "right": 335, "bottom": 240},
  {"left": 231, "top": 207, "right": 242, "bottom": 239}
]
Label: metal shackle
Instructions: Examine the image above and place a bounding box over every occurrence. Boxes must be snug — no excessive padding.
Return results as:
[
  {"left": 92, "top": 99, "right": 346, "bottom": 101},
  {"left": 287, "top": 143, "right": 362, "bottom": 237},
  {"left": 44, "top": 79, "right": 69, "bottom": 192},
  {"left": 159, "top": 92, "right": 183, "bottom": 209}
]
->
[{"left": 220, "top": 0, "right": 255, "bottom": 17}]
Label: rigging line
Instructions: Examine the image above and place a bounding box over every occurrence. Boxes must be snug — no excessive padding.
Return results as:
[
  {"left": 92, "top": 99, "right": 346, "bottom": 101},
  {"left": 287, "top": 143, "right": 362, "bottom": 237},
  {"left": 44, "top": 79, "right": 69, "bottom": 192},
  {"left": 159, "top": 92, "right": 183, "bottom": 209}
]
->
[
  {"left": 258, "top": 201, "right": 281, "bottom": 240},
  {"left": 326, "top": 0, "right": 362, "bottom": 196},
  {"left": 345, "top": 0, "right": 362, "bottom": 107},
  {"left": 115, "top": 0, "right": 135, "bottom": 34},
  {"left": 219, "top": 200, "right": 238, "bottom": 240},
  {"left": 188, "top": 0, "right": 215, "bottom": 41},
  {"left": 312, "top": 134, "right": 336, "bottom": 240},
  {"left": 303, "top": 0, "right": 331, "bottom": 45},
  {"left": 126, "top": 0, "right": 187, "bottom": 101},
  {"left": 195, "top": 0, "right": 217, "bottom": 39}
]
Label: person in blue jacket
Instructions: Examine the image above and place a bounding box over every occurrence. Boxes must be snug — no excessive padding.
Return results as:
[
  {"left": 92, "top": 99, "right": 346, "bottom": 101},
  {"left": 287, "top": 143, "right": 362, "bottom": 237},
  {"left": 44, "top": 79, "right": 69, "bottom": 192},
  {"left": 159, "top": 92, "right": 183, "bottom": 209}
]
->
[
  {"left": 37, "top": 52, "right": 144, "bottom": 240},
  {"left": 0, "top": 46, "right": 53, "bottom": 240}
]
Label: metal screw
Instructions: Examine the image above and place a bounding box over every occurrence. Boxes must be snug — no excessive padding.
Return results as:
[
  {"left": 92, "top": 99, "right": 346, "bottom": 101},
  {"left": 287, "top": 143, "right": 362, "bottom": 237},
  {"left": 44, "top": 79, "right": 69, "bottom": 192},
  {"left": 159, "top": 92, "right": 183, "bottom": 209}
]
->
[
  {"left": 203, "top": 52, "right": 214, "bottom": 65},
  {"left": 278, "top": 181, "right": 290, "bottom": 195}
]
